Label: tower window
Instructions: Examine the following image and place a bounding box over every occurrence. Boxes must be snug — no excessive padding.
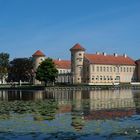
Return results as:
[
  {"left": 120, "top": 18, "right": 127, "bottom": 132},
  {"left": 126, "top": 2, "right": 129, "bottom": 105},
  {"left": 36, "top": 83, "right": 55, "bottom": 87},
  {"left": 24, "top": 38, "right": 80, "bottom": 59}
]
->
[{"left": 40, "top": 58, "right": 44, "bottom": 61}]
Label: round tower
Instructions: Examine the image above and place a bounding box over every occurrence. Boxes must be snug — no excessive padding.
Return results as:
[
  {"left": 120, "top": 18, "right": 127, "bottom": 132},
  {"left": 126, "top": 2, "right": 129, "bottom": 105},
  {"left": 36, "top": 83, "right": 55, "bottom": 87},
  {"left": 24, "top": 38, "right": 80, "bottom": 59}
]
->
[
  {"left": 32, "top": 50, "right": 46, "bottom": 85},
  {"left": 70, "top": 43, "right": 85, "bottom": 84}
]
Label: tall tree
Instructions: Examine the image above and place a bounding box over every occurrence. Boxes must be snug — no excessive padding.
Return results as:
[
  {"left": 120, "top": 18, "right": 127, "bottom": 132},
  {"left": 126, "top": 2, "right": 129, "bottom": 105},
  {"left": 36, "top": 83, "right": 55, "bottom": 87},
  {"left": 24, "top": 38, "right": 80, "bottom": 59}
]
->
[
  {"left": 8, "top": 58, "right": 33, "bottom": 83},
  {"left": 36, "top": 58, "right": 58, "bottom": 86},
  {"left": 0, "top": 53, "right": 10, "bottom": 82}
]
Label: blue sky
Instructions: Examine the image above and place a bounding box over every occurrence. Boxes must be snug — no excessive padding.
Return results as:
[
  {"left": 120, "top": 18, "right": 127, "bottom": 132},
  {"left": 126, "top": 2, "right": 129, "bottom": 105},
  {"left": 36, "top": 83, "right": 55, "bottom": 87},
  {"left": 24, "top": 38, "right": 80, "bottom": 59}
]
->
[{"left": 0, "top": 0, "right": 140, "bottom": 60}]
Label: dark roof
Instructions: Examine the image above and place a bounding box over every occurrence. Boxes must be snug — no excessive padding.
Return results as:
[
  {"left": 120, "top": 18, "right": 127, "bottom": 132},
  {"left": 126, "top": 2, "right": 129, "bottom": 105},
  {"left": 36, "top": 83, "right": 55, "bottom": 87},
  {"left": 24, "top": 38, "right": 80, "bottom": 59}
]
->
[
  {"left": 32, "top": 50, "right": 45, "bottom": 57},
  {"left": 85, "top": 54, "right": 136, "bottom": 65},
  {"left": 70, "top": 43, "right": 85, "bottom": 51}
]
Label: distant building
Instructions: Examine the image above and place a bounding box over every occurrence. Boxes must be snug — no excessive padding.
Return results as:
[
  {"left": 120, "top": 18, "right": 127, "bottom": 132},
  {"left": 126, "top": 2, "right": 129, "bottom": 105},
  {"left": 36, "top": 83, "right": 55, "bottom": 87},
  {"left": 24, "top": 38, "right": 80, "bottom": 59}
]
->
[
  {"left": 53, "top": 59, "right": 71, "bottom": 83},
  {"left": 70, "top": 43, "right": 137, "bottom": 85},
  {"left": 32, "top": 50, "right": 71, "bottom": 85},
  {"left": 32, "top": 43, "right": 140, "bottom": 85}
]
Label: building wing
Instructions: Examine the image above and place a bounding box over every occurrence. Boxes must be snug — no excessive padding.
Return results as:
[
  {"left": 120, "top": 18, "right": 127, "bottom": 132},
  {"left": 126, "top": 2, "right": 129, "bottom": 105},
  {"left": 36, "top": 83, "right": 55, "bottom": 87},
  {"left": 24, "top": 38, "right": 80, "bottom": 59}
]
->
[
  {"left": 53, "top": 60, "right": 71, "bottom": 69},
  {"left": 85, "top": 54, "right": 136, "bottom": 65}
]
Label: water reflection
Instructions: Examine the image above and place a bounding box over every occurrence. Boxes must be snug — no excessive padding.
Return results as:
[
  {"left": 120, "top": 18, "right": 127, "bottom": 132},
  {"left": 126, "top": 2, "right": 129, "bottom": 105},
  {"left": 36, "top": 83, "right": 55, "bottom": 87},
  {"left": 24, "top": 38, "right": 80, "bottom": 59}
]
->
[
  {"left": 0, "top": 89, "right": 140, "bottom": 139},
  {"left": 0, "top": 89, "right": 137, "bottom": 119},
  {"left": 0, "top": 90, "right": 46, "bottom": 101}
]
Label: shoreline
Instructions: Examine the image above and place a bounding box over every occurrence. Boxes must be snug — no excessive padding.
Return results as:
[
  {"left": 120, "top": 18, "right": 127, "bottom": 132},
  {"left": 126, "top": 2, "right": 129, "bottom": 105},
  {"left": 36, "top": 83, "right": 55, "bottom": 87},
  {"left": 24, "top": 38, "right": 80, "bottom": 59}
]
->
[{"left": 0, "top": 84, "right": 140, "bottom": 90}]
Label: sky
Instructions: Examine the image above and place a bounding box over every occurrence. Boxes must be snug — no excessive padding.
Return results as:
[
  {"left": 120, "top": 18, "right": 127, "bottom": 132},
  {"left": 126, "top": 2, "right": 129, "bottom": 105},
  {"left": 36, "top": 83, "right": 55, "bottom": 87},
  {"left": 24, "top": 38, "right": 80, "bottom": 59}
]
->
[{"left": 0, "top": 0, "right": 140, "bottom": 60}]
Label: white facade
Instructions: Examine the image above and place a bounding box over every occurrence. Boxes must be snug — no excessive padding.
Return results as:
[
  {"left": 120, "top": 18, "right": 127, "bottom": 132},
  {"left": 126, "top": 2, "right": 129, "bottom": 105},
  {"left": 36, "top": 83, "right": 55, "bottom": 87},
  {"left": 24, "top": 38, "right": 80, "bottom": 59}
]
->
[
  {"left": 70, "top": 44, "right": 137, "bottom": 85},
  {"left": 32, "top": 43, "right": 140, "bottom": 85},
  {"left": 56, "top": 68, "right": 71, "bottom": 83}
]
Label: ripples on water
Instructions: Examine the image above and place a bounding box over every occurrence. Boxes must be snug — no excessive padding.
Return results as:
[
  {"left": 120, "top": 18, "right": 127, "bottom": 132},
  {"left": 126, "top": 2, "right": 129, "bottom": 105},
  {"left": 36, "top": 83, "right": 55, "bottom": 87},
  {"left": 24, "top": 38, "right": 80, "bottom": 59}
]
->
[{"left": 0, "top": 89, "right": 140, "bottom": 139}]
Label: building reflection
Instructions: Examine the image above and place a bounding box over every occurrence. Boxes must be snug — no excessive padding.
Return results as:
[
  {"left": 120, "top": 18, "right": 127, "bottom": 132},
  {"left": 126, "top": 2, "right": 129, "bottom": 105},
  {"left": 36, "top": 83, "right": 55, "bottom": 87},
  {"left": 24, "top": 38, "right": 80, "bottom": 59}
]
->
[
  {"left": 84, "top": 90, "right": 135, "bottom": 120},
  {"left": 0, "top": 90, "right": 46, "bottom": 101},
  {"left": 47, "top": 89, "right": 136, "bottom": 119},
  {"left": 0, "top": 89, "right": 138, "bottom": 121},
  {"left": 46, "top": 89, "right": 137, "bottom": 131}
]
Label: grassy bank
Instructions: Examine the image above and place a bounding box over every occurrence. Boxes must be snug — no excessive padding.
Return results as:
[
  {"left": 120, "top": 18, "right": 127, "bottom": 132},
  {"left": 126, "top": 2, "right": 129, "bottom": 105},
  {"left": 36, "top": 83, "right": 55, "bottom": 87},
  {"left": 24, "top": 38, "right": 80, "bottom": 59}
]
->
[{"left": 0, "top": 84, "right": 45, "bottom": 90}]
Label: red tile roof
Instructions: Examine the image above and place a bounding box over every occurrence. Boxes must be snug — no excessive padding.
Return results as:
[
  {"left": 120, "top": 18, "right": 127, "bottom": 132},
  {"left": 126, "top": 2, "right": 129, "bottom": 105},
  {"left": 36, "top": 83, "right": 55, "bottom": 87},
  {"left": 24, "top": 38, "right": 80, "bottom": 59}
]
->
[
  {"left": 70, "top": 43, "right": 85, "bottom": 51},
  {"left": 85, "top": 54, "right": 136, "bottom": 65},
  {"left": 53, "top": 59, "right": 71, "bottom": 69},
  {"left": 32, "top": 50, "right": 45, "bottom": 57}
]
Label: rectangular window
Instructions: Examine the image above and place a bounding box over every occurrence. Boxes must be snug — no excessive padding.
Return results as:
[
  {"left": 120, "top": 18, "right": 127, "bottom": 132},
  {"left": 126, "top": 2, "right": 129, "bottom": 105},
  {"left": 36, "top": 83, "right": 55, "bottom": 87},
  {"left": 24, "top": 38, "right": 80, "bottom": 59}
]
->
[
  {"left": 100, "top": 66, "right": 102, "bottom": 72},
  {"left": 120, "top": 67, "right": 122, "bottom": 72},
  {"left": 110, "top": 67, "right": 112, "bottom": 72},
  {"left": 117, "top": 67, "right": 119, "bottom": 73},
  {"left": 92, "top": 66, "right": 94, "bottom": 72},
  {"left": 114, "top": 67, "right": 116, "bottom": 72},
  {"left": 97, "top": 66, "right": 99, "bottom": 72},
  {"left": 107, "top": 67, "right": 109, "bottom": 72},
  {"left": 127, "top": 67, "right": 129, "bottom": 72},
  {"left": 124, "top": 67, "right": 126, "bottom": 72}
]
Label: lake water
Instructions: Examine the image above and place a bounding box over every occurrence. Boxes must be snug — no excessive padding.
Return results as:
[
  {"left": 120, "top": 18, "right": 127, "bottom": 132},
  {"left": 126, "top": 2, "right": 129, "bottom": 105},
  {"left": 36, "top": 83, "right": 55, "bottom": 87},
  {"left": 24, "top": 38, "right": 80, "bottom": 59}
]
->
[{"left": 0, "top": 89, "right": 140, "bottom": 140}]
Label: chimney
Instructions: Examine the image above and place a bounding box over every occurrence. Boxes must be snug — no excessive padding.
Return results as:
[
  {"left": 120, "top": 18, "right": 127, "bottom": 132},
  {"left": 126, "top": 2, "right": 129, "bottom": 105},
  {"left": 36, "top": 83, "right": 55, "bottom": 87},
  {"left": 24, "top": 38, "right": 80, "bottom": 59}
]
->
[
  {"left": 114, "top": 53, "right": 118, "bottom": 57},
  {"left": 96, "top": 52, "right": 100, "bottom": 55},
  {"left": 123, "top": 54, "right": 127, "bottom": 58},
  {"left": 103, "top": 52, "right": 107, "bottom": 56}
]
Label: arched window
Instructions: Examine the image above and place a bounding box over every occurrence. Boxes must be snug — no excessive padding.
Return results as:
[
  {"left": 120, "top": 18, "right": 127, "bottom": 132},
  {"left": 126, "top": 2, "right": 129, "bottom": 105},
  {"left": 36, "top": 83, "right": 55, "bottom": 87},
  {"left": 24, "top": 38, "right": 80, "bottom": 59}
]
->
[{"left": 100, "top": 76, "right": 102, "bottom": 80}]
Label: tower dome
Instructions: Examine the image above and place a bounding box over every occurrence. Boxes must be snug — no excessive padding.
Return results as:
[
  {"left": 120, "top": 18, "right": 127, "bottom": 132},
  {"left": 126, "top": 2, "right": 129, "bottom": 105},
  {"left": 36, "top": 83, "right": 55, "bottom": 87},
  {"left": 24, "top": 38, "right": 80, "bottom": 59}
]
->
[
  {"left": 70, "top": 43, "right": 85, "bottom": 51},
  {"left": 32, "top": 50, "right": 45, "bottom": 57}
]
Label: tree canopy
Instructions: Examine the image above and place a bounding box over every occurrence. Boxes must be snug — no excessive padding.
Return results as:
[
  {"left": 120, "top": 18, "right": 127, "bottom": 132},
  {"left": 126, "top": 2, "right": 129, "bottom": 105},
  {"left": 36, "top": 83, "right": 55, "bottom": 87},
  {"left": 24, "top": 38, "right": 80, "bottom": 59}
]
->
[
  {"left": 8, "top": 57, "right": 33, "bottom": 82},
  {"left": 36, "top": 58, "right": 58, "bottom": 85},
  {"left": 0, "top": 53, "right": 10, "bottom": 81}
]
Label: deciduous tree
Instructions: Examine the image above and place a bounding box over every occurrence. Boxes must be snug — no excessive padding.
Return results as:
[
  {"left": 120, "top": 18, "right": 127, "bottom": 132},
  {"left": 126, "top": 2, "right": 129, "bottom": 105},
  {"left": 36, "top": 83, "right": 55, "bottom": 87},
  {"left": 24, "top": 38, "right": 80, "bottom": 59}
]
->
[
  {"left": 8, "top": 58, "right": 33, "bottom": 83},
  {"left": 36, "top": 58, "right": 58, "bottom": 86}
]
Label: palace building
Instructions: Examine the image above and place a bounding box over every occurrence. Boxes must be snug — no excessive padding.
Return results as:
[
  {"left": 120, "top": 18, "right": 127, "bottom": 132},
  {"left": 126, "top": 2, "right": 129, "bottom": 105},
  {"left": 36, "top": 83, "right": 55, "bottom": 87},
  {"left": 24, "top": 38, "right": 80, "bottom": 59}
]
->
[{"left": 32, "top": 43, "right": 140, "bottom": 85}]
